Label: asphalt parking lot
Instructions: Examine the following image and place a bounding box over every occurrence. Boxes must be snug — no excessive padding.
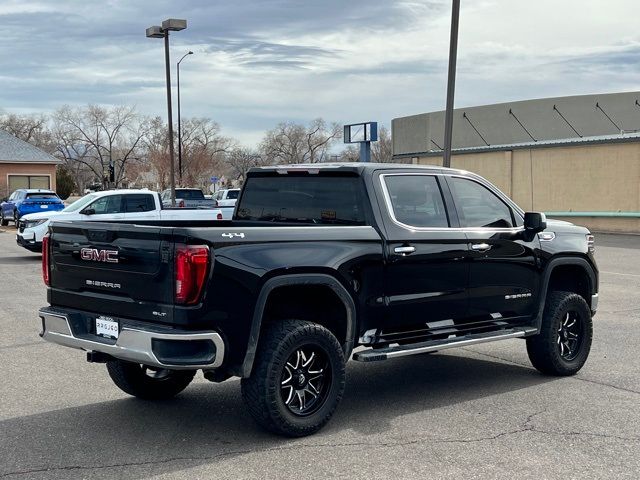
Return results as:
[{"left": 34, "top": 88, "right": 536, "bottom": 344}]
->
[{"left": 1, "top": 227, "right": 639, "bottom": 479}]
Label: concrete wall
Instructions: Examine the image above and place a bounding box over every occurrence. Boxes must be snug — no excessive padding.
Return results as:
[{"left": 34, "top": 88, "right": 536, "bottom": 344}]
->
[
  {"left": 0, "top": 163, "right": 58, "bottom": 198},
  {"left": 414, "top": 142, "right": 640, "bottom": 233}
]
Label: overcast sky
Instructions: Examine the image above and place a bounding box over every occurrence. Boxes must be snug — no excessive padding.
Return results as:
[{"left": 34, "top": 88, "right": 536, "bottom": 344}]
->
[{"left": 1, "top": 0, "right": 639, "bottom": 146}]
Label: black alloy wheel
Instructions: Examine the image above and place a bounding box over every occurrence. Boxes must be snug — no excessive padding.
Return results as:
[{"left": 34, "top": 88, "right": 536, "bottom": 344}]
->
[
  {"left": 280, "top": 346, "right": 331, "bottom": 416},
  {"left": 557, "top": 311, "right": 584, "bottom": 361}
]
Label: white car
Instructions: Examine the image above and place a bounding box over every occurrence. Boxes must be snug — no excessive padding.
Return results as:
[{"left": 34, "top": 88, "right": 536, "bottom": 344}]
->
[
  {"left": 213, "top": 188, "right": 241, "bottom": 207},
  {"left": 16, "top": 189, "right": 225, "bottom": 253}
]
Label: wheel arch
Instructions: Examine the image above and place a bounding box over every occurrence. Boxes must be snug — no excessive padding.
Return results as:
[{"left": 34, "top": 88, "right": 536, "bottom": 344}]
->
[
  {"left": 241, "top": 273, "right": 357, "bottom": 378},
  {"left": 534, "top": 257, "right": 597, "bottom": 332}
]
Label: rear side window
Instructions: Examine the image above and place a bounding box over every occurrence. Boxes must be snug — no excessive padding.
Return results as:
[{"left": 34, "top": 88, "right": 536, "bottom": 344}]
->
[
  {"left": 226, "top": 190, "right": 239, "bottom": 200},
  {"left": 124, "top": 194, "right": 155, "bottom": 212},
  {"left": 449, "top": 177, "right": 514, "bottom": 228},
  {"left": 236, "top": 175, "right": 367, "bottom": 225},
  {"left": 384, "top": 175, "right": 449, "bottom": 228}
]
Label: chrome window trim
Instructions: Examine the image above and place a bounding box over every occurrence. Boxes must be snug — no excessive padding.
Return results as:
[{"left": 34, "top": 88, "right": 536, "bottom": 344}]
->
[{"left": 379, "top": 172, "right": 525, "bottom": 233}]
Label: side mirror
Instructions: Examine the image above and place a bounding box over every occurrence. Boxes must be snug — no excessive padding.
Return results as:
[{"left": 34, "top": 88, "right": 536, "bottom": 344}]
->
[
  {"left": 524, "top": 212, "right": 547, "bottom": 233},
  {"left": 81, "top": 208, "right": 96, "bottom": 216},
  {"left": 1, "top": 197, "right": 7, "bottom": 203}
]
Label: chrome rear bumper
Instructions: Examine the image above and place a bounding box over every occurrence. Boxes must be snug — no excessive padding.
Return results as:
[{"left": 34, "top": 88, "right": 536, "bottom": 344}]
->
[{"left": 39, "top": 309, "right": 224, "bottom": 370}]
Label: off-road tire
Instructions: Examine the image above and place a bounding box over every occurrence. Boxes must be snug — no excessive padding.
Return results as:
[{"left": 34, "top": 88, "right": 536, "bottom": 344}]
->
[
  {"left": 527, "top": 291, "right": 593, "bottom": 376},
  {"left": 241, "top": 320, "right": 346, "bottom": 437},
  {"left": 106, "top": 360, "right": 196, "bottom": 400}
]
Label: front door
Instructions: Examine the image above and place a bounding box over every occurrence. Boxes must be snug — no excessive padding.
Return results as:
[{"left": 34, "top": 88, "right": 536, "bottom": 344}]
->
[
  {"left": 377, "top": 173, "right": 469, "bottom": 342},
  {"left": 445, "top": 175, "right": 540, "bottom": 326}
]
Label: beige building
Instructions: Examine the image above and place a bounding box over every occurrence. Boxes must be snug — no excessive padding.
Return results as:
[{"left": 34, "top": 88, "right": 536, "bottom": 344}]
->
[
  {"left": 392, "top": 92, "right": 640, "bottom": 233},
  {"left": 0, "top": 130, "right": 60, "bottom": 199}
]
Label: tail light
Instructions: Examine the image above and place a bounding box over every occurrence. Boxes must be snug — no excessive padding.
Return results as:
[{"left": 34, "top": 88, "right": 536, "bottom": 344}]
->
[
  {"left": 175, "top": 244, "right": 209, "bottom": 305},
  {"left": 216, "top": 212, "right": 223, "bottom": 220},
  {"left": 178, "top": 200, "right": 185, "bottom": 208},
  {"left": 42, "top": 233, "right": 51, "bottom": 286}
]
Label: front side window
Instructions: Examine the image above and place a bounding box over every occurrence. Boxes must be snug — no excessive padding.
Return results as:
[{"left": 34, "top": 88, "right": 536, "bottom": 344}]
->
[
  {"left": 384, "top": 175, "right": 449, "bottom": 228},
  {"left": 449, "top": 177, "right": 514, "bottom": 228},
  {"left": 87, "top": 195, "right": 122, "bottom": 215}
]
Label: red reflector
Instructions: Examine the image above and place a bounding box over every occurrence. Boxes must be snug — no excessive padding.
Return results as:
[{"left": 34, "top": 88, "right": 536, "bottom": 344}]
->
[
  {"left": 42, "top": 234, "right": 51, "bottom": 286},
  {"left": 216, "top": 212, "right": 223, "bottom": 220},
  {"left": 175, "top": 244, "right": 209, "bottom": 305}
]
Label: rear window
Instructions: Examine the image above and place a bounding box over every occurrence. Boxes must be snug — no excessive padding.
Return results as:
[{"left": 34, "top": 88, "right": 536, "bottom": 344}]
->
[
  {"left": 176, "top": 189, "right": 205, "bottom": 200},
  {"left": 26, "top": 193, "right": 59, "bottom": 200},
  {"left": 236, "top": 175, "right": 367, "bottom": 225},
  {"left": 226, "top": 190, "right": 240, "bottom": 200}
]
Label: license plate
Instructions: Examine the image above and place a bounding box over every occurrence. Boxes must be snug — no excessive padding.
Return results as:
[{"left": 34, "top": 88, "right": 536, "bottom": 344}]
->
[
  {"left": 96, "top": 317, "right": 119, "bottom": 339},
  {"left": 40, "top": 205, "right": 48, "bottom": 209}
]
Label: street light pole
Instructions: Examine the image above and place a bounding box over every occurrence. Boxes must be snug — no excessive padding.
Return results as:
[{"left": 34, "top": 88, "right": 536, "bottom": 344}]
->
[
  {"left": 442, "top": 0, "right": 460, "bottom": 168},
  {"left": 146, "top": 19, "right": 187, "bottom": 207},
  {"left": 177, "top": 51, "right": 193, "bottom": 185}
]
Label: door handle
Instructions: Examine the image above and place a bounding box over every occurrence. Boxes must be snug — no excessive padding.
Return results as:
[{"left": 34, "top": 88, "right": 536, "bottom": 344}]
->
[
  {"left": 470, "top": 243, "right": 491, "bottom": 252},
  {"left": 394, "top": 246, "right": 416, "bottom": 255}
]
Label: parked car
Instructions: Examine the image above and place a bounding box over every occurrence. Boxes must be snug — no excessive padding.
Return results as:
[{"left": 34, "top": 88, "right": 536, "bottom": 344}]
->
[
  {"left": 16, "top": 189, "right": 224, "bottom": 252},
  {"left": 213, "top": 188, "right": 241, "bottom": 207},
  {"left": 39, "top": 163, "right": 598, "bottom": 437},
  {"left": 160, "top": 188, "right": 217, "bottom": 209},
  {"left": 1, "top": 189, "right": 64, "bottom": 226}
]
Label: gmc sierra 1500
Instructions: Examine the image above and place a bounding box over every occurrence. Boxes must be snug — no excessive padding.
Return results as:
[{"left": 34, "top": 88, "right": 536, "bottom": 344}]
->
[{"left": 39, "top": 163, "right": 598, "bottom": 437}]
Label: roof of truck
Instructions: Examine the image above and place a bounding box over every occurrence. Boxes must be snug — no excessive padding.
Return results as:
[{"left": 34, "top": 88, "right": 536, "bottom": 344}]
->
[{"left": 250, "top": 162, "right": 465, "bottom": 175}]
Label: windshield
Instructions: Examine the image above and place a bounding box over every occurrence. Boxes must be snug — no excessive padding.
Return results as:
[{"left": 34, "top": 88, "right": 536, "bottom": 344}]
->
[
  {"left": 62, "top": 194, "right": 98, "bottom": 212},
  {"left": 236, "top": 175, "right": 367, "bottom": 225}
]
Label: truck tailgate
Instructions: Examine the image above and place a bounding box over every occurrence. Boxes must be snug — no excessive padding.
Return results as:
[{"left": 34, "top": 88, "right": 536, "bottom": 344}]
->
[{"left": 49, "top": 221, "right": 176, "bottom": 324}]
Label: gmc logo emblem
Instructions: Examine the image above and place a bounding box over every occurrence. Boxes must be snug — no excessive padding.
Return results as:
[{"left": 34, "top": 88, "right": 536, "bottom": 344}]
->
[{"left": 80, "top": 248, "right": 119, "bottom": 263}]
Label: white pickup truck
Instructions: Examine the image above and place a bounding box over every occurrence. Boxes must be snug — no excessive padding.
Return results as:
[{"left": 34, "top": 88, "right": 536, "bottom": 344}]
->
[{"left": 16, "top": 189, "right": 224, "bottom": 253}]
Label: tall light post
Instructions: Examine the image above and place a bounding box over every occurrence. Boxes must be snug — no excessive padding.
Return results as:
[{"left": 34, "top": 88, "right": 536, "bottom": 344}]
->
[
  {"left": 177, "top": 50, "right": 193, "bottom": 185},
  {"left": 442, "top": 0, "right": 460, "bottom": 168},
  {"left": 146, "top": 18, "right": 187, "bottom": 207}
]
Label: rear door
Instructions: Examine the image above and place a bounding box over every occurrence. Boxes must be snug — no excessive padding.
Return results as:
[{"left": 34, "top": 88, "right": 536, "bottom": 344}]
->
[
  {"left": 377, "top": 172, "right": 469, "bottom": 339},
  {"left": 445, "top": 175, "right": 539, "bottom": 325},
  {"left": 49, "top": 222, "right": 176, "bottom": 323}
]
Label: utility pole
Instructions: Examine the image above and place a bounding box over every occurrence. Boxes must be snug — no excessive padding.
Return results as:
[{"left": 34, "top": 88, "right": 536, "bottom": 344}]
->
[{"left": 443, "top": 0, "right": 460, "bottom": 168}]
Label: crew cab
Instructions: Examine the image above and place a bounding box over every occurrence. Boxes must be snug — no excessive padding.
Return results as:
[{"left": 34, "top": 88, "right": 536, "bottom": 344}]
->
[
  {"left": 1, "top": 189, "right": 64, "bottom": 226},
  {"left": 39, "top": 164, "right": 598, "bottom": 437},
  {"left": 160, "top": 188, "right": 217, "bottom": 209},
  {"left": 17, "top": 189, "right": 223, "bottom": 252}
]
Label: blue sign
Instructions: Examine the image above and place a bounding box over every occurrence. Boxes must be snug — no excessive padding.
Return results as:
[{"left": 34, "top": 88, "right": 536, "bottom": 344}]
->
[{"left": 210, "top": 176, "right": 218, "bottom": 183}]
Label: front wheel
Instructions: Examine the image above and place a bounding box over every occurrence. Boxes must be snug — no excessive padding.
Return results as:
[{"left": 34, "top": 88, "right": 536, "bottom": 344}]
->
[
  {"left": 13, "top": 210, "right": 19, "bottom": 225},
  {"left": 241, "top": 320, "right": 346, "bottom": 437},
  {"left": 0, "top": 210, "right": 7, "bottom": 226},
  {"left": 106, "top": 360, "right": 196, "bottom": 400},
  {"left": 527, "top": 291, "right": 593, "bottom": 376}
]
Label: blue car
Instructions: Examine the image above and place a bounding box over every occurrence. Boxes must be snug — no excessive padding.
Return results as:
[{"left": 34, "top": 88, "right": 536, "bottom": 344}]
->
[{"left": 1, "top": 189, "right": 65, "bottom": 226}]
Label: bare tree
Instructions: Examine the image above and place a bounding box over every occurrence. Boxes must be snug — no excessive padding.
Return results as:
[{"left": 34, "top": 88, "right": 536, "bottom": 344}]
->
[
  {"left": 223, "top": 147, "right": 266, "bottom": 182},
  {"left": 52, "top": 105, "right": 151, "bottom": 189},
  {"left": 260, "top": 118, "right": 342, "bottom": 164},
  {"left": 372, "top": 125, "right": 393, "bottom": 163},
  {"left": 0, "top": 112, "right": 56, "bottom": 153}
]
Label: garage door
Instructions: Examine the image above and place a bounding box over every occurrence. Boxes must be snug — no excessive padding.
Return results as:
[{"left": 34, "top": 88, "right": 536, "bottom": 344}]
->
[{"left": 8, "top": 175, "right": 50, "bottom": 191}]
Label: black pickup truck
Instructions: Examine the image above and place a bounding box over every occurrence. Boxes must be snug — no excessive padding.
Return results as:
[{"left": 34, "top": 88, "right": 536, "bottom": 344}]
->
[{"left": 39, "top": 163, "right": 598, "bottom": 436}]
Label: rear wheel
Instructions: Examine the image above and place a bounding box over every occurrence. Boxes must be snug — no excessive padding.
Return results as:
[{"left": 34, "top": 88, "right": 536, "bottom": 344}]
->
[
  {"left": 106, "top": 360, "right": 195, "bottom": 400},
  {"left": 527, "top": 291, "right": 593, "bottom": 376},
  {"left": 241, "top": 320, "right": 346, "bottom": 437}
]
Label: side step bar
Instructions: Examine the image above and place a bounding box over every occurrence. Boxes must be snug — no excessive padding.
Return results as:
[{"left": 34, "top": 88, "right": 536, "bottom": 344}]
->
[{"left": 352, "top": 327, "right": 537, "bottom": 362}]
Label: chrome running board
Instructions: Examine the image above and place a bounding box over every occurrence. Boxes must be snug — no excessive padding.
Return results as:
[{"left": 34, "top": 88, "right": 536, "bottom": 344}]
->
[{"left": 352, "top": 327, "right": 537, "bottom": 362}]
